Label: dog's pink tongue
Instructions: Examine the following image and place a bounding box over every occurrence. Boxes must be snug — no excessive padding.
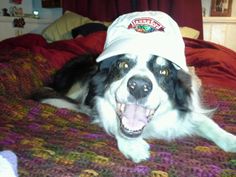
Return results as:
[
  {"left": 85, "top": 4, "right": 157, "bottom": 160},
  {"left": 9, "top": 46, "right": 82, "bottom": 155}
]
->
[{"left": 122, "top": 104, "right": 147, "bottom": 131}]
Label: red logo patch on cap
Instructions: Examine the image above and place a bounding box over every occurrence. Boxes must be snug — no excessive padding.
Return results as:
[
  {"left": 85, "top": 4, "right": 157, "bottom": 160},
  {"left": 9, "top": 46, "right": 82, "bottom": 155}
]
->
[{"left": 128, "top": 17, "right": 165, "bottom": 33}]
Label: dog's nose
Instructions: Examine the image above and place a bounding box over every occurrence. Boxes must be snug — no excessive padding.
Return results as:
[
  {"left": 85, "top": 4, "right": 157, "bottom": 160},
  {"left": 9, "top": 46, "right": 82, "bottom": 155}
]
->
[{"left": 127, "top": 76, "right": 153, "bottom": 99}]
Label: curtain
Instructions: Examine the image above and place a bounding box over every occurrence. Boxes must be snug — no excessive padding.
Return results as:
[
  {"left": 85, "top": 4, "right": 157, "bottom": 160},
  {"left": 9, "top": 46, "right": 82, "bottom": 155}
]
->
[
  {"left": 61, "top": 0, "right": 134, "bottom": 21},
  {"left": 62, "top": 0, "right": 203, "bottom": 39}
]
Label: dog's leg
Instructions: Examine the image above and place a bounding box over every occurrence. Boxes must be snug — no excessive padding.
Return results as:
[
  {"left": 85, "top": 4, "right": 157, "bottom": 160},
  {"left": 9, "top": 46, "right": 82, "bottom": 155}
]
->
[
  {"left": 116, "top": 136, "right": 150, "bottom": 163},
  {"left": 194, "top": 114, "right": 236, "bottom": 152}
]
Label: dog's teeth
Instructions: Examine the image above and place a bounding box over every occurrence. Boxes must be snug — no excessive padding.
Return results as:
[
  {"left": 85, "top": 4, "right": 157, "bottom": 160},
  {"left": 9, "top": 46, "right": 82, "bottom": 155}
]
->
[
  {"left": 120, "top": 104, "right": 125, "bottom": 112},
  {"left": 117, "top": 103, "right": 120, "bottom": 111}
]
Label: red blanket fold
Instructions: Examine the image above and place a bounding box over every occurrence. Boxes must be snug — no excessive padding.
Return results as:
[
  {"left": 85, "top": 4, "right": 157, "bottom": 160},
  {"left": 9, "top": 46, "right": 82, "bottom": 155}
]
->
[{"left": 185, "top": 38, "right": 236, "bottom": 89}]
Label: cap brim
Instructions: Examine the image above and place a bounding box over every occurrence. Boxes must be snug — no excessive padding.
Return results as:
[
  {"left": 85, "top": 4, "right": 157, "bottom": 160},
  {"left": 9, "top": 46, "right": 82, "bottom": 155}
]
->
[{"left": 96, "top": 37, "right": 188, "bottom": 71}]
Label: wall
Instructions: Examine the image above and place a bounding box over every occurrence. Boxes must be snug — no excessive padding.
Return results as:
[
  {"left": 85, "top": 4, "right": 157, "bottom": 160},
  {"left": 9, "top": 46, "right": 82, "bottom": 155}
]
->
[
  {"left": 0, "top": 0, "right": 62, "bottom": 20},
  {"left": 202, "top": 0, "right": 236, "bottom": 17},
  {"left": 32, "top": 0, "right": 62, "bottom": 20},
  {"left": 233, "top": 0, "right": 236, "bottom": 16}
]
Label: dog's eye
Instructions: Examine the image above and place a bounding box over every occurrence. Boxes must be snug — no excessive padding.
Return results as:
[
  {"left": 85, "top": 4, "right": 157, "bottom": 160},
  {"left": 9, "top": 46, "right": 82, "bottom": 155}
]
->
[
  {"left": 160, "top": 69, "right": 169, "bottom": 76},
  {"left": 118, "top": 61, "right": 129, "bottom": 69}
]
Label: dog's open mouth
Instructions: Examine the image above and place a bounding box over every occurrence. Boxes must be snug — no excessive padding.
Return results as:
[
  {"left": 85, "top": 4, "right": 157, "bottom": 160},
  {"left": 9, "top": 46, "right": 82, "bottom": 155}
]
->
[{"left": 117, "top": 103, "right": 155, "bottom": 138}]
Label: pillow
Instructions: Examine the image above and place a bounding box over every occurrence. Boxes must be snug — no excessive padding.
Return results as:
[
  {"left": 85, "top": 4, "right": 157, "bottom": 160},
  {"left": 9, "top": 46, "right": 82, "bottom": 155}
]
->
[
  {"left": 71, "top": 23, "right": 108, "bottom": 38},
  {"left": 42, "top": 11, "right": 110, "bottom": 42},
  {"left": 180, "top": 26, "right": 200, "bottom": 39}
]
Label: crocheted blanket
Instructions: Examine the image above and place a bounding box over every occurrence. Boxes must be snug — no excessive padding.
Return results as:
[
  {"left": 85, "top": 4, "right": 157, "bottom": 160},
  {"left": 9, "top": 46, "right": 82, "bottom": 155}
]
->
[
  {"left": 0, "top": 87, "right": 236, "bottom": 176},
  {"left": 0, "top": 35, "right": 235, "bottom": 177}
]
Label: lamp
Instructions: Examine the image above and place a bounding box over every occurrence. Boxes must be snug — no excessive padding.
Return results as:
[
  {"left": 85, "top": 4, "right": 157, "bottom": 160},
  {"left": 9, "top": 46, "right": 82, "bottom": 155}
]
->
[{"left": 33, "top": 10, "right": 39, "bottom": 18}]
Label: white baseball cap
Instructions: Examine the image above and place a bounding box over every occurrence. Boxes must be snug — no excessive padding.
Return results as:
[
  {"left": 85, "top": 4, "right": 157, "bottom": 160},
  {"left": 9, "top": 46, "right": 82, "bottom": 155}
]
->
[{"left": 96, "top": 11, "right": 188, "bottom": 71}]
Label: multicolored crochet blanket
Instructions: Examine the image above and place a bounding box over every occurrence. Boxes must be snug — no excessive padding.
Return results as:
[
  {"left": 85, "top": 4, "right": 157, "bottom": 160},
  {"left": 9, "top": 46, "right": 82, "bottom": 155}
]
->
[{"left": 0, "top": 34, "right": 235, "bottom": 177}]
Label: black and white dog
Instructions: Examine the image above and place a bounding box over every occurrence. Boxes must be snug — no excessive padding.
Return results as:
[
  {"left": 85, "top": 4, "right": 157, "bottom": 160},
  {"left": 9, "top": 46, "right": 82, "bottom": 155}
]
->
[
  {"left": 32, "top": 11, "right": 236, "bottom": 163},
  {"left": 33, "top": 53, "right": 236, "bottom": 162}
]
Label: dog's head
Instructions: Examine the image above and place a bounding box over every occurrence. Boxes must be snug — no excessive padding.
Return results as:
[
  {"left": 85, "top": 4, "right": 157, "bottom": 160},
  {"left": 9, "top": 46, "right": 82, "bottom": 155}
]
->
[
  {"left": 93, "top": 53, "right": 192, "bottom": 138},
  {"left": 91, "top": 11, "right": 192, "bottom": 139}
]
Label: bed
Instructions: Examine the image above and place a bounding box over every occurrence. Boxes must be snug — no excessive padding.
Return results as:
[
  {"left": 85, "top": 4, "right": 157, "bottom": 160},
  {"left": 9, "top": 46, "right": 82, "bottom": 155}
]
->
[{"left": 0, "top": 1, "right": 236, "bottom": 177}]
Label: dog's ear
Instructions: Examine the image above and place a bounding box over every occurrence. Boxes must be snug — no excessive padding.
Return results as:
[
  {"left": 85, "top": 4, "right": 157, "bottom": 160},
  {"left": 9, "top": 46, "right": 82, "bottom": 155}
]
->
[
  {"left": 51, "top": 55, "right": 98, "bottom": 94},
  {"left": 174, "top": 70, "right": 192, "bottom": 112},
  {"left": 85, "top": 69, "right": 109, "bottom": 107}
]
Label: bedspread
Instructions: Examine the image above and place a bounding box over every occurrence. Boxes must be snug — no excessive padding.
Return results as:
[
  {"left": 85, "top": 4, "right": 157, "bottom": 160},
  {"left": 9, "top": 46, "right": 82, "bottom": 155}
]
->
[{"left": 0, "top": 33, "right": 235, "bottom": 177}]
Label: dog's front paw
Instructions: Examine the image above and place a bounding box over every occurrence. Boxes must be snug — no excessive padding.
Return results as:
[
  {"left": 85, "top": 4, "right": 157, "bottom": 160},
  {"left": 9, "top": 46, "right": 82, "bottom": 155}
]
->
[
  {"left": 217, "top": 133, "right": 236, "bottom": 153},
  {"left": 117, "top": 137, "right": 150, "bottom": 163}
]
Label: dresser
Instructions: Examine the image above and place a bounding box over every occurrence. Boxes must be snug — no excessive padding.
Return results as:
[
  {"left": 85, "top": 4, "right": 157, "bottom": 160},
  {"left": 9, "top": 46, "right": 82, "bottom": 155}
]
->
[
  {"left": 0, "top": 16, "right": 53, "bottom": 41},
  {"left": 203, "top": 17, "right": 236, "bottom": 51}
]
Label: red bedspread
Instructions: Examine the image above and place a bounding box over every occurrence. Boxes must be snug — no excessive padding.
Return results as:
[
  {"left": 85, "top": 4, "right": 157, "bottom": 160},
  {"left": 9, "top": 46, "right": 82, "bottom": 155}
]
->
[
  {"left": 185, "top": 38, "right": 236, "bottom": 89},
  {"left": 0, "top": 32, "right": 106, "bottom": 70},
  {"left": 1, "top": 33, "right": 236, "bottom": 89}
]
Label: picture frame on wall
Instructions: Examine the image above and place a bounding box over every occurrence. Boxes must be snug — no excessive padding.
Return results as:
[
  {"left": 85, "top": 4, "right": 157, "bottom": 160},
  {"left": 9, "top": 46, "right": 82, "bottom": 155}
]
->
[{"left": 210, "top": 0, "right": 232, "bottom": 16}]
